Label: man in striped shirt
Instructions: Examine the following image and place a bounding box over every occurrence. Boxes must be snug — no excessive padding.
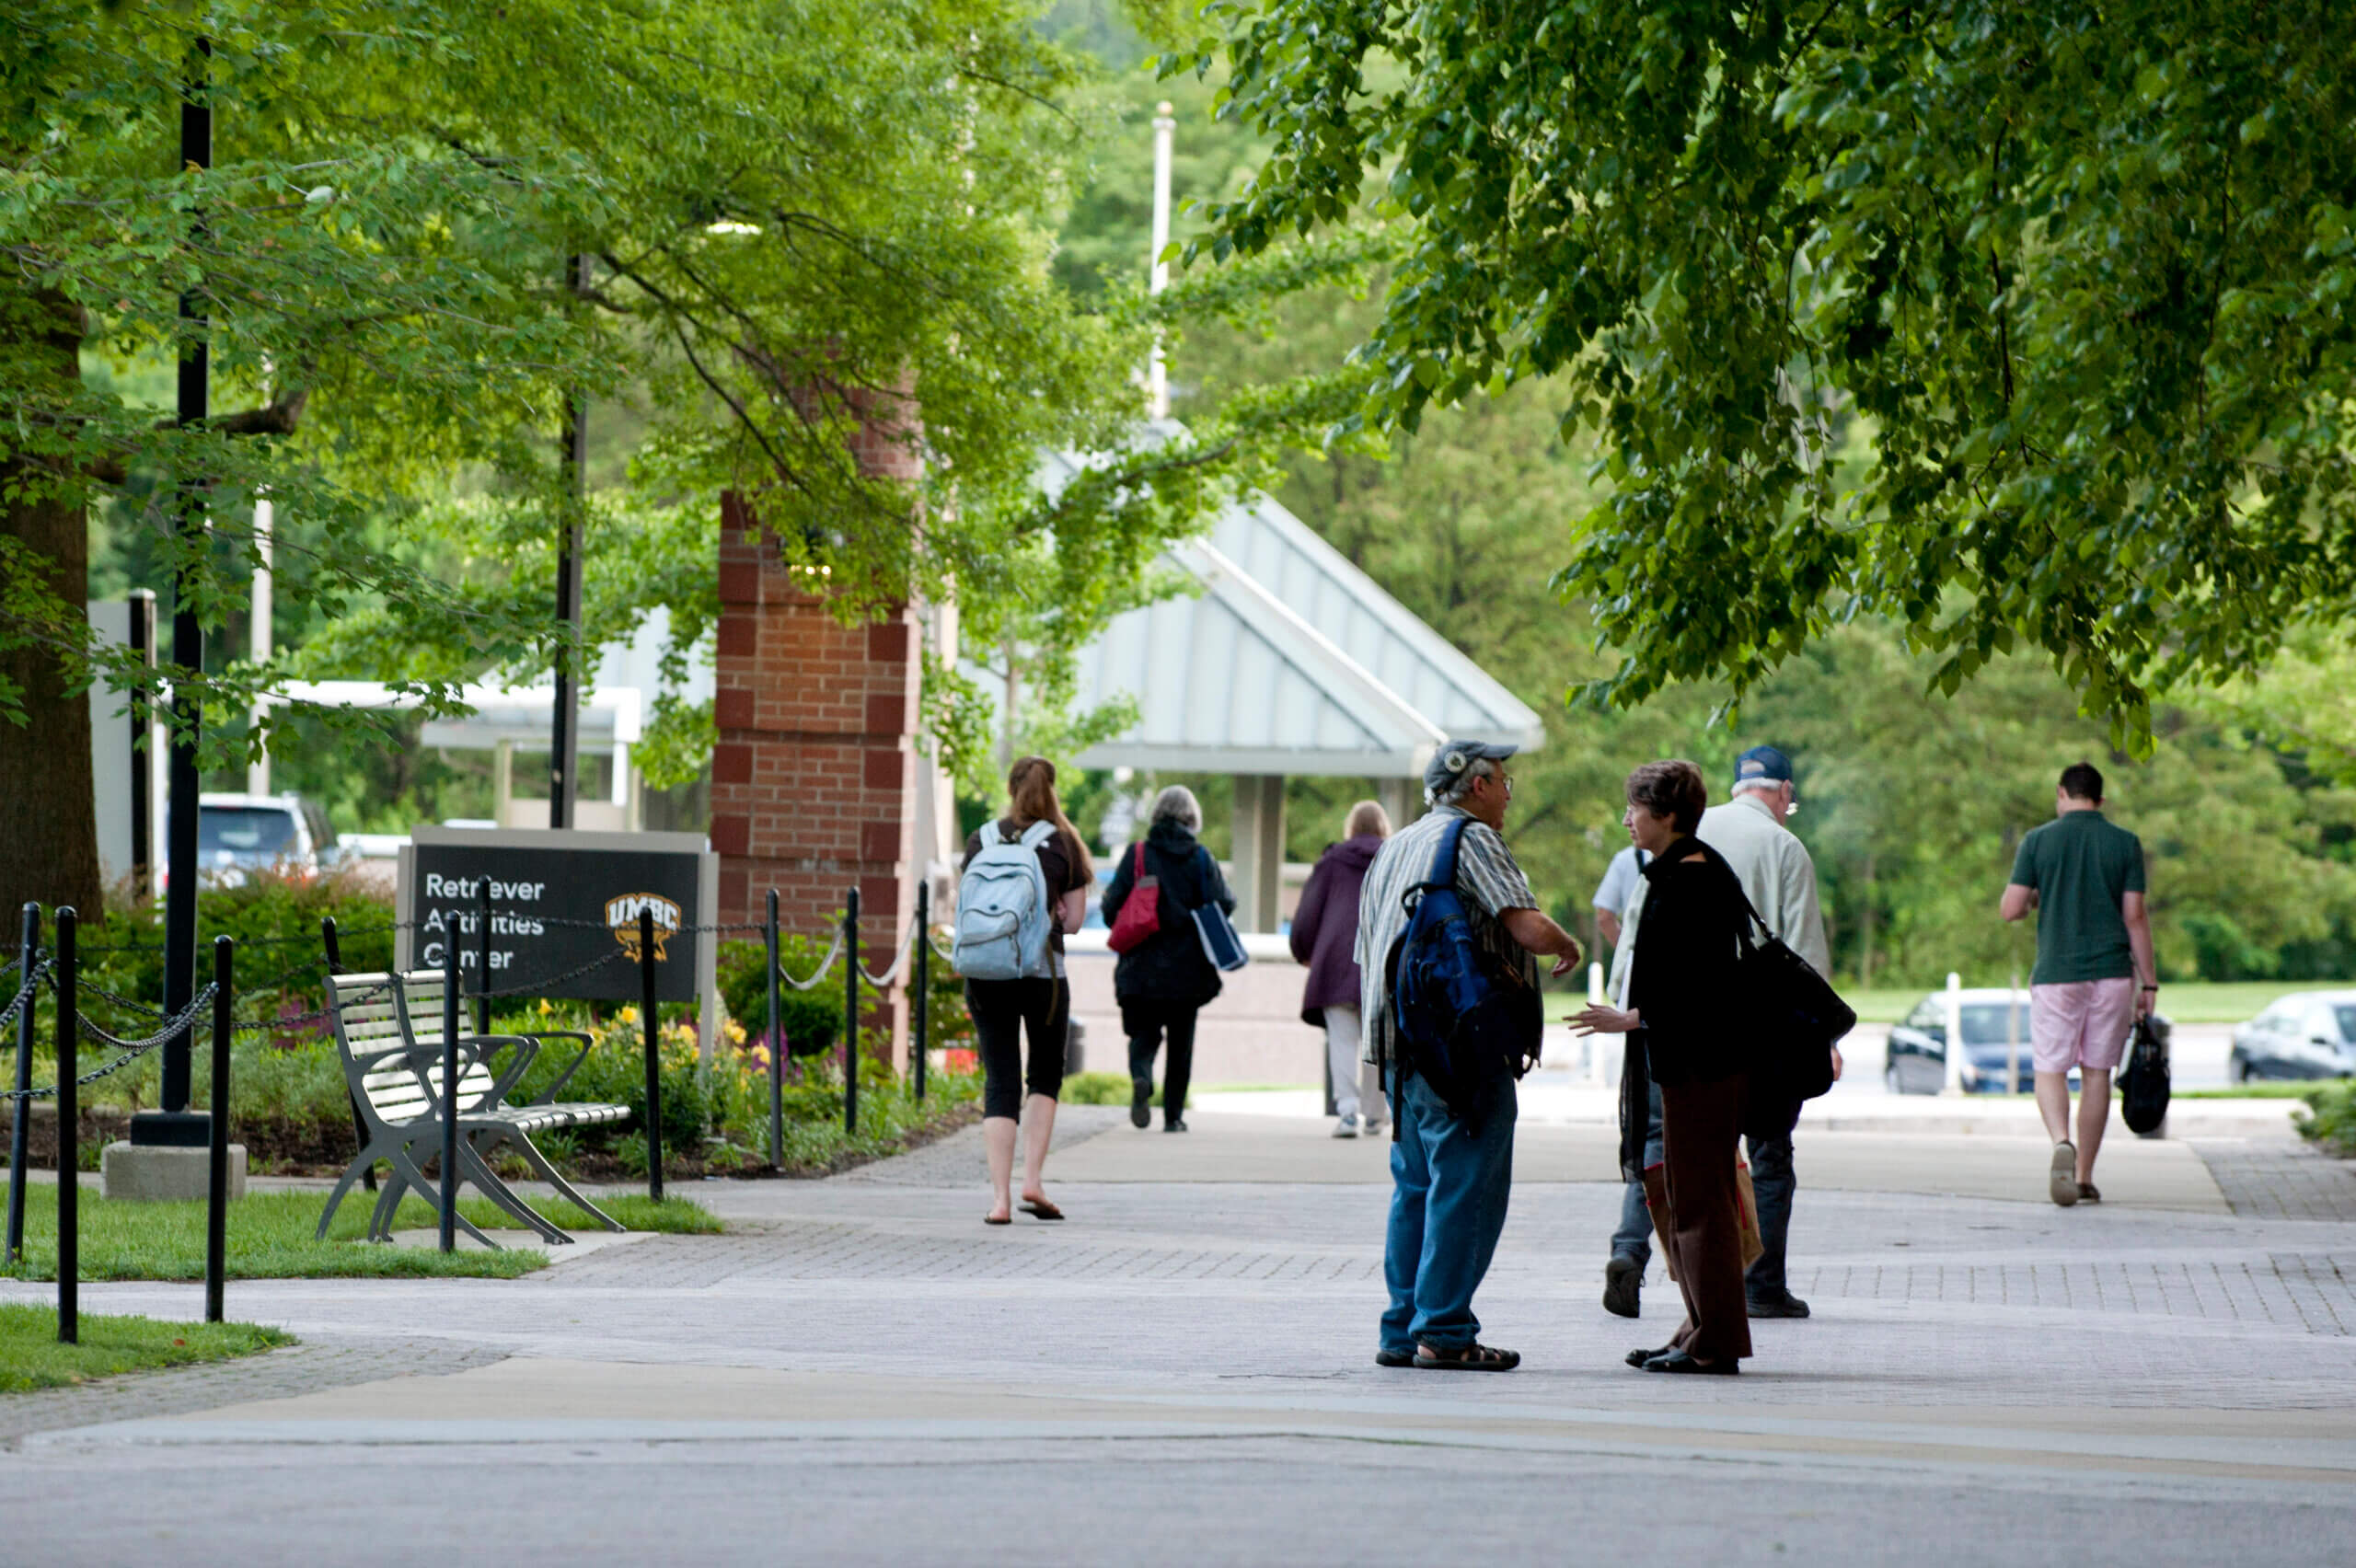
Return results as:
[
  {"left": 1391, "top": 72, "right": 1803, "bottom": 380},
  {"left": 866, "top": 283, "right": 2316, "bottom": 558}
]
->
[{"left": 1357, "top": 740, "right": 1583, "bottom": 1371}]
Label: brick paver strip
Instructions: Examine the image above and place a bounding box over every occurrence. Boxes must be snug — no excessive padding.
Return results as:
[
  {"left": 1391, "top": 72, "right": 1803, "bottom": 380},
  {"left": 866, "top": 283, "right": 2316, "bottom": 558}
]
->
[{"left": 2189, "top": 1136, "right": 2356, "bottom": 1222}]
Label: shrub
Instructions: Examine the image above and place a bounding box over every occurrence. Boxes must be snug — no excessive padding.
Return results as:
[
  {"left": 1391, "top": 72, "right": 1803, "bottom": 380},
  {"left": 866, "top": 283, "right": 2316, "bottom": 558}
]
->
[
  {"left": 714, "top": 927, "right": 975, "bottom": 1061},
  {"left": 511, "top": 1008, "right": 711, "bottom": 1153},
  {"left": 2298, "top": 1081, "right": 2356, "bottom": 1157},
  {"left": 86, "top": 870, "right": 397, "bottom": 1036},
  {"left": 715, "top": 936, "right": 846, "bottom": 1060}
]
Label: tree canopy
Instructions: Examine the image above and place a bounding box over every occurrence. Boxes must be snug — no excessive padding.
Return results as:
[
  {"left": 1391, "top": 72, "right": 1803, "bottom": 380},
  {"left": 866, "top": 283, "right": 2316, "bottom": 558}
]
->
[
  {"left": 1, "top": 0, "right": 1318, "bottom": 914},
  {"left": 1183, "top": 0, "right": 2356, "bottom": 740}
]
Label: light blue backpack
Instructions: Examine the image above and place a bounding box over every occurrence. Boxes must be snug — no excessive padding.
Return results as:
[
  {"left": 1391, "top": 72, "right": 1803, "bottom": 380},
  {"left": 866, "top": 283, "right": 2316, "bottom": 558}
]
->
[{"left": 952, "top": 820, "right": 1057, "bottom": 980}]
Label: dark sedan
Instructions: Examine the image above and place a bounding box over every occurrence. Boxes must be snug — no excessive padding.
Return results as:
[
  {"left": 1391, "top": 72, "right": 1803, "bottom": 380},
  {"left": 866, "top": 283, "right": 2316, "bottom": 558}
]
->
[{"left": 2229, "top": 992, "right": 2356, "bottom": 1082}]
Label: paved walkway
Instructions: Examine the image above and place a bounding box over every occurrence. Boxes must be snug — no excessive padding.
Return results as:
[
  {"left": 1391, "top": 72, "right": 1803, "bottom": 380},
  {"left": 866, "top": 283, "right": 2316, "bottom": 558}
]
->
[{"left": 5, "top": 1107, "right": 2356, "bottom": 1565}]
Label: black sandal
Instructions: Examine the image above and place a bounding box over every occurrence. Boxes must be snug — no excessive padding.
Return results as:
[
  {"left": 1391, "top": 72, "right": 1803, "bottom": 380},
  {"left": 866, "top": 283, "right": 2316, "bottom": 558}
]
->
[
  {"left": 1020, "top": 1197, "right": 1065, "bottom": 1221},
  {"left": 1413, "top": 1342, "right": 1520, "bottom": 1371}
]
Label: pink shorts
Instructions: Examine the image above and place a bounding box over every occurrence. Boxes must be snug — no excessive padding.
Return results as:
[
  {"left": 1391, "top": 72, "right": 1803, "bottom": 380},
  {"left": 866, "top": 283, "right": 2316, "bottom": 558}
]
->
[{"left": 2029, "top": 978, "right": 2137, "bottom": 1073}]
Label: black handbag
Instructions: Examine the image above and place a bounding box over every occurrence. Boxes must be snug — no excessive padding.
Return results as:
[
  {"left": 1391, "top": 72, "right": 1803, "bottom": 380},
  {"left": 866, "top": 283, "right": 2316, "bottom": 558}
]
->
[
  {"left": 2119, "top": 1015, "right": 2171, "bottom": 1136},
  {"left": 1733, "top": 892, "right": 1854, "bottom": 1102}
]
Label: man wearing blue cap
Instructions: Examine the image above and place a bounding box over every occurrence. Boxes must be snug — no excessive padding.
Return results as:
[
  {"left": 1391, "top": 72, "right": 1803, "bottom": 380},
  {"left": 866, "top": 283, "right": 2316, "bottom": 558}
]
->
[
  {"left": 1700, "top": 745, "right": 1836, "bottom": 1318},
  {"left": 1357, "top": 739, "right": 1583, "bottom": 1370}
]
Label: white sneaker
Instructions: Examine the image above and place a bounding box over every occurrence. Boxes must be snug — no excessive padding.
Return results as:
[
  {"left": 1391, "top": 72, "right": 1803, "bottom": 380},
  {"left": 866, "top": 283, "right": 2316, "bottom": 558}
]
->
[{"left": 1332, "top": 1114, "right": 1360, "bottom": 1139}]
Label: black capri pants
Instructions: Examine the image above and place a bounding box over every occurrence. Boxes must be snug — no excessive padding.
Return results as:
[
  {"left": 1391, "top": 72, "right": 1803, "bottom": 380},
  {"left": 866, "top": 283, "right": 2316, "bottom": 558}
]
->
[{"left": 965, "top": 975, "right": 1068, "bottom": 1119}]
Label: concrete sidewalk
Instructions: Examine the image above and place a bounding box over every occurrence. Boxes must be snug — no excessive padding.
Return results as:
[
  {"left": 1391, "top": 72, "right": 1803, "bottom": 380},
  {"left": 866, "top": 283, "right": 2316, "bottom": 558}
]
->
[{"left": 6, "top": 1107, "right": 2356, "bottom": 1566}]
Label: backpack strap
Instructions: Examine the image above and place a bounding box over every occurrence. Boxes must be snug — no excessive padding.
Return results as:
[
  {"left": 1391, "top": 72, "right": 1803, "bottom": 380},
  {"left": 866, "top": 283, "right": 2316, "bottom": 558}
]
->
[
  {"left": 1403, "top": 814, "right": 1470, "bottom": 911},
  {"left": 1016, "top": 819, "right": 1057, "bottom": 849}
]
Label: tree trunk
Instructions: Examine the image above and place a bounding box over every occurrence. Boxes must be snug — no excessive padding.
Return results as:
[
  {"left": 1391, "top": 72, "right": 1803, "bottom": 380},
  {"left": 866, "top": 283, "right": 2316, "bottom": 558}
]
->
[{"left": 0, "top": 287, "right": 102, "bottom": 923}]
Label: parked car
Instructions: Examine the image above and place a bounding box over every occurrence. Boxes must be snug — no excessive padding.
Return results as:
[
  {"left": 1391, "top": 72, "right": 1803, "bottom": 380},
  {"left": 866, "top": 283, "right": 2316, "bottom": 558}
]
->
[
  {"left": 1885, "top": 987, "right": 2172, "bottom": 1094},
  {"left": 2229, "top": 991, "right": 2356, "bottom": 1082},
  {"left": 197, "top": 792, "right": 341, "bottom": 882}
]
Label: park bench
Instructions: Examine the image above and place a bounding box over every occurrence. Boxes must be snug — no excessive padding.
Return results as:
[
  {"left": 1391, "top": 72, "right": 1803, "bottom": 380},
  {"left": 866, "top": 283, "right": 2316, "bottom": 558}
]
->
[{"left": 318, "top": 969, "right": 630, "bottom": 1249}]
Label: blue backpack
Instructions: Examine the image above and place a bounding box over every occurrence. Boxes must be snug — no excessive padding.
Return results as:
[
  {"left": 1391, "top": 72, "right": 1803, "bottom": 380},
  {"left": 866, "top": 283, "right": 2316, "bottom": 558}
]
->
[{"left": 1386, "top": 817, "right": 1543, "bottom": 1128}]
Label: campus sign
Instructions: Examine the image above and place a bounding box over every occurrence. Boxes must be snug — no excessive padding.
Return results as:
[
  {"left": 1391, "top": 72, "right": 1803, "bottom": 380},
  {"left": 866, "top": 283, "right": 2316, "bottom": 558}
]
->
[{"left": 394, "top": 826, "right": 718, "bottom": 1010}]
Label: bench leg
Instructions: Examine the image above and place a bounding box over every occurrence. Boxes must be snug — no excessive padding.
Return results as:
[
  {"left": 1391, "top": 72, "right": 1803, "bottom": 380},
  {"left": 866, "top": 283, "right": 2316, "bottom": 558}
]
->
[
  {"left": 318, "top": 1138, "right": 402, "bottom": 1240},
  {"left": 508, "top": 1133, "right": 627, "bottom": 1233},
  {"left": 456, "top": 1136, "right": 572, "bottom": 1245},
  {"left": 380, "top": 1147, "right": 503, "bottom": 1250}
]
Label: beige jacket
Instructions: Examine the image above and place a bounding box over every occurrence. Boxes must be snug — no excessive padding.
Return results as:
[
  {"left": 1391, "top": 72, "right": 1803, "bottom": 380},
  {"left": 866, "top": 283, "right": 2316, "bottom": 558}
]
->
[{"left": 1696, "top": 790, "right": 1832, "bottom": 977}]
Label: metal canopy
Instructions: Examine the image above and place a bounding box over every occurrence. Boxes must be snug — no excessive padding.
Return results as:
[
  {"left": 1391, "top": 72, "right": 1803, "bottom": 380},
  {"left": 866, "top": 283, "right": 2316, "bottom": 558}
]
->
[{"left": 1034, "top": 439, "right": 1546, "bottom": 780}]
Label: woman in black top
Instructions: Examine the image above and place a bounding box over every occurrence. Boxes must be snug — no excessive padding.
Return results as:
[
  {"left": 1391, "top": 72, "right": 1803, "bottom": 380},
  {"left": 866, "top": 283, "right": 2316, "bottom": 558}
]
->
[
  {"left": 1100, "top": 785, "right": 1236, "bottom": 1132},
  {"left": 1574, "top": 759, "right": 1754, "bottom": 1375},
  {"left": 960, "top": 756, "right": 1092, "bottom": 1224}
]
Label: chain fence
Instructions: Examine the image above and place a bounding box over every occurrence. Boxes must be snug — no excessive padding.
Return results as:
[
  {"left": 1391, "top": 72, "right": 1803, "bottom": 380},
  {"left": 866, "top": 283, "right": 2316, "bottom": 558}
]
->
[{"left": 3, "top": 901, "right": 953, "bottom": 1109}]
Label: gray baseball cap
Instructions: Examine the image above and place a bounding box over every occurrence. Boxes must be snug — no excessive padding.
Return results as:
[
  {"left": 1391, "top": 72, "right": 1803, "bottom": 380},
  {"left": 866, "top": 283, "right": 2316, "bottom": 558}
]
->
[{"left": 1424, "top": 740, "right": 1519, "bottom": 798}]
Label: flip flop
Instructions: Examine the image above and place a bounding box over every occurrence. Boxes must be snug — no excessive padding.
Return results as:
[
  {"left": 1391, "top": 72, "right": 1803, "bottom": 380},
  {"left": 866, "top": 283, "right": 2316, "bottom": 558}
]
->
[
  {"left": 984, "top": 1212, "right": 1012, "bottom": 1226},
  {"left": 1021, "top": 1198, "right": 1065, "bottom": 1221}
]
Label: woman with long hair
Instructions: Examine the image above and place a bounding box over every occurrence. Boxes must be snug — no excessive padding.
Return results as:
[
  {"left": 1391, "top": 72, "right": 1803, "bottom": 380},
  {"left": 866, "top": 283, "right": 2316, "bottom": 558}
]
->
[
  {"left": 1291, "top": 799, "right": 1392, "bottom": 1136},
  {"left": 1573, "top": 760, "right": 1755, "bottom": 1375},
  {"left": 1100, "top": 784, "right": 1236, "bottom": 1132},
  {"left": 961, "top": 755, "right": 1093, "bottom": 1224}
]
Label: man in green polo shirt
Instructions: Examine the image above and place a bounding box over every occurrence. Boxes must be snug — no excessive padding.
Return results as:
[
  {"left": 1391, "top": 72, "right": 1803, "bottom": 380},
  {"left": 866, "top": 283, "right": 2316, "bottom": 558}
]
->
[{"left": 2000, "top": 762, "right": 2156, "bottom": 1207}]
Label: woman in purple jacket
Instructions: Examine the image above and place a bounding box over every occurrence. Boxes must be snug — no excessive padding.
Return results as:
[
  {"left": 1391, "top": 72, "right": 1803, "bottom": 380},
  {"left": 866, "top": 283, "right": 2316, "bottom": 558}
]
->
[{"left": 1289, "top": 800, "right": 1393, "bottom": 1137}]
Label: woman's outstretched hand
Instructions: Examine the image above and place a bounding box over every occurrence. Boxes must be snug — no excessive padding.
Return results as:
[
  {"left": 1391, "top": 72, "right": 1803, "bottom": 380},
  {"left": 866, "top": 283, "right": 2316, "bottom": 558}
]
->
[{"left": 1570, "top": 1004, "right": 1639, "bottom": 1037}]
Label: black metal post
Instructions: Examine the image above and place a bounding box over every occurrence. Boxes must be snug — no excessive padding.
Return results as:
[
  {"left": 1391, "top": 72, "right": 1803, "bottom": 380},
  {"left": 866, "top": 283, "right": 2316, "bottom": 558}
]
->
[
  {"left": 55, "top": 907, "right": 76, "bottom": 1343},
  {"left": 7, "top": 904, "right": 38, "bottom": 1264},
  {"left": 205, "top": 936, "right": 232, "bottom": 1322},
  {"left": 843, "top": 888, "right": 860, "bottom": 1136},
  {"left": 549, "top": 256, "right": 592, "bottom": 830},
  {"left": 474, "top": 887, "right": 491, "bottom": 1036},
  {"left": 145, "top": 39, "right": 214, "bottom": 1153},
  {"left": 323, "top": 917, "right": 374, "bottom": 1193},
  {"left": 439, "top": 942, "right": 458, "bottom": 1253},
  {"left": 127, "top": 592, "right": 156, "bottom": 889},
  {"left": 912, "top": 882, "right": 930, "bottom": 1101},
  {"left": 639, "top": 909, "right": 663, "bottom": 1201},
  {"left": 765, "top": 890, "right": 783, "bottom": 1170}
]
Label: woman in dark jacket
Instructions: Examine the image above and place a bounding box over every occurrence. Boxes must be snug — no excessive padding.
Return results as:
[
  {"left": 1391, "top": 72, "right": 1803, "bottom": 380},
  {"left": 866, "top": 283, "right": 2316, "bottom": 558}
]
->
[
  {"left": 1289, "top": 800, "right": 1392, "bottom": 1137},
  {"left": 1100, "top": 785, "right": 1235, "bottom": 1133},
  {"left": 1574, "top": 759, "right": 1754, "bottom": 1376}
]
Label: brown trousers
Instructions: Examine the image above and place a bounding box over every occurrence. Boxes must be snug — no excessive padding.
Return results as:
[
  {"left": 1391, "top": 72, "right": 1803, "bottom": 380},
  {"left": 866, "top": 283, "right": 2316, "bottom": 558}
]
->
[{"left": 1659, "top": 1073, "right": 1754, "bottom": 1364}]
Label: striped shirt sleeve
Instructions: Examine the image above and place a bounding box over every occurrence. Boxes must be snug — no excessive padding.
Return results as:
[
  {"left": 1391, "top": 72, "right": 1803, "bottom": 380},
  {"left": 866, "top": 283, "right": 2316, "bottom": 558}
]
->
[{"left": 1455, "top": 821, "right": 1538, "bottom": 917}]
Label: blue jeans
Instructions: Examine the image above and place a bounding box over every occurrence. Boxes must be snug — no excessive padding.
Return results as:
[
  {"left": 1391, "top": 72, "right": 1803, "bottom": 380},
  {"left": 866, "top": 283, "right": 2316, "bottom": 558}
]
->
[
  {"left": 1610, "top": 1081, "right": 1666, "bottom": 1269},
  {"left": 1380, "top": 1067, "right": 1518, "bottom": 1354}
]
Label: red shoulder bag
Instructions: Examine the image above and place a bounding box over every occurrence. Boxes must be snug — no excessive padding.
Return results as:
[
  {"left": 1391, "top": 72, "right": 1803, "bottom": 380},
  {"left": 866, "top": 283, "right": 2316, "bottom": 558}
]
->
[{"left": 1106, "top": 841, "right": 1161, "bottom": 953}]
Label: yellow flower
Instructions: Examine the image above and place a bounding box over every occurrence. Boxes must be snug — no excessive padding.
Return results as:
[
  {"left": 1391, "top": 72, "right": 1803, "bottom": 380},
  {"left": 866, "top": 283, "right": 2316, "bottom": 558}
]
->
[{"left": 617, "top": 1006, "right": 639, "bottom": 1025}]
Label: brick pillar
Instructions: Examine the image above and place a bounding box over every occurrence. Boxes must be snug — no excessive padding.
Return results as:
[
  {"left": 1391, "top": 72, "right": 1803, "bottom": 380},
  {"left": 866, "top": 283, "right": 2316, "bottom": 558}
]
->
[{"left": 710, "top": 431, "right": 923, "bottom": 1071}]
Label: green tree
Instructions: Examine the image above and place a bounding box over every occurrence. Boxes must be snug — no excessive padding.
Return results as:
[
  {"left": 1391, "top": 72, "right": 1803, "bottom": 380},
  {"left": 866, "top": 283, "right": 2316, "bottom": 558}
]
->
[
  {"left": 2, "top": 0, "right": 1311, "bottom": 918},
  {"left": 1185, "top": 0, "right": 2356, "bottom": 741}
]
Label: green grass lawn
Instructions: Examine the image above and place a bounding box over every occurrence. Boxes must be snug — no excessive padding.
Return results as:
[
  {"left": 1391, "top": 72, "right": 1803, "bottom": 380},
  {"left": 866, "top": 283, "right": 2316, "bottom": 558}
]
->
[
  {"left": 0, "top": 1187, "right": 720, "bottom": 1283},
  {"left": 0, "top": 1302, "right": 292, "bottom": 1392}
]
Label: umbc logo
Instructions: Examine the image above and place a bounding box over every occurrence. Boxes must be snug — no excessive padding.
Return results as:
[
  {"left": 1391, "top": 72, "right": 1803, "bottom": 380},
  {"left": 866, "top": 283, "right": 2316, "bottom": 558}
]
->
[{"left": 606, "top": 894, "right": 682, "bottom": 963}]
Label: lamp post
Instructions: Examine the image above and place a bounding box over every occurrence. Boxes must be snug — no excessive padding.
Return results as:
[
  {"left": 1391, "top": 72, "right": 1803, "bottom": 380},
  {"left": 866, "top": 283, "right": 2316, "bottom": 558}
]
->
[
  {"left": 549, "top": 254, "right": 592, "bottom": 829},
  {"left": 142, "top": 38, "right": 214, "bottom": 1152}
]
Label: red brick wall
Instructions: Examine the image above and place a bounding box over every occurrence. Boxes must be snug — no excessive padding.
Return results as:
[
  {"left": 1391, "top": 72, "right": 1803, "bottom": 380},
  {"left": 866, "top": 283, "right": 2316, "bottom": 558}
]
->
[{"left": 711, "top": 471, "right": 924, "bottom": 1069}]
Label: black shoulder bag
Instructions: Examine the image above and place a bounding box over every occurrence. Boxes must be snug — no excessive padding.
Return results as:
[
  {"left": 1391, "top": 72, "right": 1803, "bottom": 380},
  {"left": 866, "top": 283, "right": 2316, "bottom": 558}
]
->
[
  {"left": 2119, "top": 1015, "right": 2171, "bottom": 1136},
  {"left": 1733, "top": 891, "right": 1854, "bottom": 1103}
]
